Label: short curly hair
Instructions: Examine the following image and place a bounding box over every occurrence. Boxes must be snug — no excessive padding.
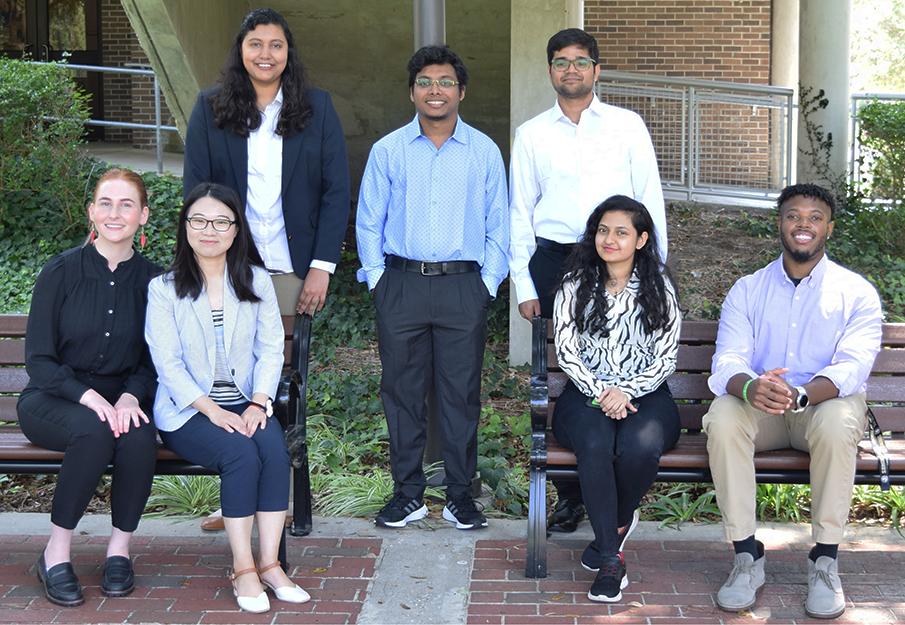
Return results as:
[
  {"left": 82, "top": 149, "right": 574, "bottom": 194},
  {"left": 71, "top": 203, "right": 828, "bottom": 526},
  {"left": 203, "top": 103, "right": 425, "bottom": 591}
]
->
[{"left": 776, "top": 183, "right": 837, "bottom": 220}]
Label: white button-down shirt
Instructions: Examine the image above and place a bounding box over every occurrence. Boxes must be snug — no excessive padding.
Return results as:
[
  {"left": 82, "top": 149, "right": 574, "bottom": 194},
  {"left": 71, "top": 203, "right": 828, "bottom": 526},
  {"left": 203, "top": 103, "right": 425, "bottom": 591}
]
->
[
  {"left": 509, "top": 96, "right": 666, "bottom": 303},
  {"left": 246, "top": 89, "right": 335, "bottom": 275}
]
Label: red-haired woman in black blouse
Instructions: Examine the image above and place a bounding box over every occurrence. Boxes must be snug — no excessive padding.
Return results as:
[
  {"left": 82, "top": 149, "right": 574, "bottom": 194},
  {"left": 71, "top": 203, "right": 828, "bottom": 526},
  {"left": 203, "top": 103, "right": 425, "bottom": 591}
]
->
[{"left": 17, "top": 168, "right": 161, "bottom": 607}]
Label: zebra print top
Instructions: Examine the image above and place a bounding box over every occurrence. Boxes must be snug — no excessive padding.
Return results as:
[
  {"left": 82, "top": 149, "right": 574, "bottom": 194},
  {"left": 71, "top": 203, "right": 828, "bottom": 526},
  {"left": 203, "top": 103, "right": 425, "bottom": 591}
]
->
[{"left": 553, "top": 271, "right": 680, "bottom": 402}]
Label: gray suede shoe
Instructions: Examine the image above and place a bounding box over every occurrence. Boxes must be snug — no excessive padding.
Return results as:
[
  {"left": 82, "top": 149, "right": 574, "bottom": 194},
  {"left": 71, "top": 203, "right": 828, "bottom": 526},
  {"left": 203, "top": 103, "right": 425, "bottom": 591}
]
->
[
  {"left": 716, "top": 540, "right": 765, "bottom": 611},
  {"left": 805, "top": 556, "right": 845, "bottom": 619}
]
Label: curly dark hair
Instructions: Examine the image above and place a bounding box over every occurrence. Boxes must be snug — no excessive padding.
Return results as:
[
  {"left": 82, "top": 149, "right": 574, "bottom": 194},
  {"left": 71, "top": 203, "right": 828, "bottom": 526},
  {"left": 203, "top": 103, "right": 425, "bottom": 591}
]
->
[
  {"left": 776, "top": 182, "right": 837, "bottom": 220},
  {"left": 167, "top": 183, "right": 266, "bottom": 303},
  {"left": 558, "top": 195, "right": 676, "bottom": 336},
  {"left": 209, "top": 8, "right": 312, "bottom": 138}
]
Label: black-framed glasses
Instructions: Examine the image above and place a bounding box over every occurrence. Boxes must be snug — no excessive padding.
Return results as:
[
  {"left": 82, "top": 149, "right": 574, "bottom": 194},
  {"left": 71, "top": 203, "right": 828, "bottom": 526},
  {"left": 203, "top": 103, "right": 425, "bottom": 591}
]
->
[
  {"left": 413, "top": 78, "right": 459, "bottom": 89},
  {"left": 187, "top": 217, "right": 236, "bottom": 232},
  {"left": 550, "top": 57, "right": 595, "bottom": 72}
]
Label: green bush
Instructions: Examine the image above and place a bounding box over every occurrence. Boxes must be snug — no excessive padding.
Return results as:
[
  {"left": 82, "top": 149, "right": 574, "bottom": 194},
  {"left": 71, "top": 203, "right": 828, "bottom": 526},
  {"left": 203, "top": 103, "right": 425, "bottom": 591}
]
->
[
  {"left": 856, "top": 100, "right": 905, "bottom": 203},
  {"left": 0, "top": 58, "right": 92, "bottom": 225}
]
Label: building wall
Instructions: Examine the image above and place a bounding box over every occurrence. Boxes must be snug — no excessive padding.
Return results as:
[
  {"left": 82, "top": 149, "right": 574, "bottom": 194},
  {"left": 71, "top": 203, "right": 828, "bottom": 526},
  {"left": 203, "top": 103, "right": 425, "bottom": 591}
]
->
[
  {"left": 584, "top": 0, "right": 772, "bottom": 83},
  {"left": 101, "top": 0, "right": 178, "bottom": 148}
]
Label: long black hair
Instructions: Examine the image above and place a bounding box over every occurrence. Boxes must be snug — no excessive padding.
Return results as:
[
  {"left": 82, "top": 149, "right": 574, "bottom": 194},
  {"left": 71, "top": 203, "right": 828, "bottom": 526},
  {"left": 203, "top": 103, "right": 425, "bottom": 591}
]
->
[
  {"left": 209, "top": 8, "right": 313, "bottom": 138},
  {"left": 167, "top": 183, "right": 266, "bottom": 303},
  {"left": 559, "top": 195, "right": 676, "bottom": 336}
]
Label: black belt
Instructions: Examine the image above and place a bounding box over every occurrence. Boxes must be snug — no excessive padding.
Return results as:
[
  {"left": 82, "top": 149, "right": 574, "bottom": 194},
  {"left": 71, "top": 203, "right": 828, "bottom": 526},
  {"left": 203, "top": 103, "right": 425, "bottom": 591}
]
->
[
  {"left": 386, "top": 254, "right": 481, "bottom": 276},
  {"left": 536, "top": 237, "right": 576, "bottom": 254}
]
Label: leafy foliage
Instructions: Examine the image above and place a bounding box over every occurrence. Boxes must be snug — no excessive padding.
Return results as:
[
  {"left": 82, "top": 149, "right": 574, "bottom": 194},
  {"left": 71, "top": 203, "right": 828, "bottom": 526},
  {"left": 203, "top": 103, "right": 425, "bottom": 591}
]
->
[
  {"left": 856, "top": 100, "right": 905, "bottom": 203},
  {"left": 0, "top": 58, "right": 92, "bottom": 225},
  {"left": 144, "top": 476, "right": 221, "bottom": 518}
]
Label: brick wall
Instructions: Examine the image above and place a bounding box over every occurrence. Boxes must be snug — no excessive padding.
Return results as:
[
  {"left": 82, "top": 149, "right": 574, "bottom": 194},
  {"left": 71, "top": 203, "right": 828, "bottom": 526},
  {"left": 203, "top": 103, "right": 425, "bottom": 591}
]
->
[
  {"left": 584, "top": 0, "right": 772, "bottom": 83},
  {"left": 100, "top": 0, "right": 176, "bottom": 148},
  {"left": 584, "top": 1, "right": 776, "bottom": 191}
]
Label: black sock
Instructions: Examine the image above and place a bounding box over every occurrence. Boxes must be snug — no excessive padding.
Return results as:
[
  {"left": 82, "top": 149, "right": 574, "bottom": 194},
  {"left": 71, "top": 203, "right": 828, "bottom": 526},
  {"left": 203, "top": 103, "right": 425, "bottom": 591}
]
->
[
  {"left": 809, "top": 543, "right": 838, "bottom": 562},
  {"left": 732, "top": 535, "right": 759, "bottom": 559}
]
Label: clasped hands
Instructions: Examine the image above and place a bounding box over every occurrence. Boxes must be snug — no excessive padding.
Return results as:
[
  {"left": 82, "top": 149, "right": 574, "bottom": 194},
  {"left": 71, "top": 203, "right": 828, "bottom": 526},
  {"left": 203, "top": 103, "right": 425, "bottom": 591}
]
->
[
  {"left": 80, "top": 390, "right": 149, "bottom": 438},
  {"left": 595, "top": 386, "right": 637, "bottom": 420},
  {"left": 744, "top": 367, "right": 795, "bottom": 414}
]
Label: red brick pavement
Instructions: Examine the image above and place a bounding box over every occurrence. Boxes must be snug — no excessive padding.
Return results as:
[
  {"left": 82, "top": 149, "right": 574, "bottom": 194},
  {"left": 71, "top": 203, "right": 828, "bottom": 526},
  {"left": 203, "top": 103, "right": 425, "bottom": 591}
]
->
[
  {"left": 468, "top": 536, "right": 905, "bottom": 624},
  {"left": 0, "top": 532, "right": 380, "bottom": 624}
]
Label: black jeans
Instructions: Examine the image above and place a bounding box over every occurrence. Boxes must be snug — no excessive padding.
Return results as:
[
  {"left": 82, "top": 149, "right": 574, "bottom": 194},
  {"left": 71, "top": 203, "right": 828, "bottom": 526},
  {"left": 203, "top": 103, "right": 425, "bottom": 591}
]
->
[
  {"left": 17, "top": 383, "right": 158, "bottom": 532},
  {"left": 552, "top": 380, "right": 680, "bottom": 559}
]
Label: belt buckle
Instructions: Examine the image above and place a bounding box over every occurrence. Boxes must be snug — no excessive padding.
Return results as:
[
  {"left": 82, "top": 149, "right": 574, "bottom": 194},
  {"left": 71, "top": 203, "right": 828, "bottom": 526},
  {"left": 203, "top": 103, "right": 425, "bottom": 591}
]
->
[{"left": 421, "top": 261, "right": 430, "bottom": 276}]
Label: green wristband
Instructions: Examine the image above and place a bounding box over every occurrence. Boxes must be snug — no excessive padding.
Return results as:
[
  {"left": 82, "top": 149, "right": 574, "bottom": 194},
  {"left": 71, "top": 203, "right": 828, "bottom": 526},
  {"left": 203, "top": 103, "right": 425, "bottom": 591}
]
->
[{"left": 742, "top": 379, "right": 754, "bottom": 404}]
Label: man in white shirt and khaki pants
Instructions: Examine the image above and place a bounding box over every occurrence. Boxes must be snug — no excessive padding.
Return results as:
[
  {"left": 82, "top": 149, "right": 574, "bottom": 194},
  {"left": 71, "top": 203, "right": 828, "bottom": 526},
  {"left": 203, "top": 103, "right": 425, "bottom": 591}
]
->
[{"left": 509, "top": 27, "right": 667, "bottom": 534}]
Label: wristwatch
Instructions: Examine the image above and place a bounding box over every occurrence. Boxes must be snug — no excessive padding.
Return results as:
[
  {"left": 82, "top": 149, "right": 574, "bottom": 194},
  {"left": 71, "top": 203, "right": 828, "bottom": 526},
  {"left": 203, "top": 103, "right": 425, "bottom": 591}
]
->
[
  {"left": 792, "top": 386, "right": 809, "bottom": 413},
  {"left": 249, "top": 399, "right": 273, "bottom": 417}
]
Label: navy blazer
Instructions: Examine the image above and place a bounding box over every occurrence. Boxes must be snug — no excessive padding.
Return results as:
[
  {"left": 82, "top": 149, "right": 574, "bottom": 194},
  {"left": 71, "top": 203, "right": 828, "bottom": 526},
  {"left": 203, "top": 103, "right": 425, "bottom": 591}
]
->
[{"left": 183, "top": 87, "right": 351, "bottom": 274}]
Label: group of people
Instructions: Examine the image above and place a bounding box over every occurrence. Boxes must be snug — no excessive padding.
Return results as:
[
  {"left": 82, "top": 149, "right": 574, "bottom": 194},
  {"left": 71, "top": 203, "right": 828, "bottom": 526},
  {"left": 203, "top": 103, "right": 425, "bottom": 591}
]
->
[{"left": 18, "top": 9, "right": 882, "bottom": 620}]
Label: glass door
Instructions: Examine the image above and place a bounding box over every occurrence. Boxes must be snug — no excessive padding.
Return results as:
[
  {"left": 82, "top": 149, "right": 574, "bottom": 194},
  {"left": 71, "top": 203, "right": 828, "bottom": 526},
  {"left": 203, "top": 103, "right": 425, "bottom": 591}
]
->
[{"left": 2, "top": 0, "right": 102, "bottom": 138}]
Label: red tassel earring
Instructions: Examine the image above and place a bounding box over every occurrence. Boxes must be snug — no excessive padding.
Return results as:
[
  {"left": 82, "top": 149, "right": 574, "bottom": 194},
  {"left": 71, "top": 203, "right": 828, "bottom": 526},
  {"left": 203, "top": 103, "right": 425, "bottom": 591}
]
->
[
  {"left": 140, "top": 225, "right": 146, "bottom": 249},
  {"left": 89, "top": 223, "right": 96, "bottom": 244}
]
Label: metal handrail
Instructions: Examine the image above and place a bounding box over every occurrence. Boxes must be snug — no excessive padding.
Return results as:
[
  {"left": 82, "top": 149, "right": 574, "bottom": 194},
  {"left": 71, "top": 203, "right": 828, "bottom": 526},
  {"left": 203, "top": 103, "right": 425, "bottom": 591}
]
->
[
  {"left": 596, "top": 70, "right": 795, "bottom": 204},
  {"left": 31, "top": 61, "right": 178, "bottom": 174}
]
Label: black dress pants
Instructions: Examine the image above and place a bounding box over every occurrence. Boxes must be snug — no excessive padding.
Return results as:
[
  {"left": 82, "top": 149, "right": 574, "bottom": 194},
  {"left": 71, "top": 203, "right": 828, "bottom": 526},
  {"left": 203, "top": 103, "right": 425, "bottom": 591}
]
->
[
  {"left": 528, "top": 241, "right": 583, "bottom": 503},
  {"left": 17, "top": 383, "right": 158, "bottom": 532},
  {"left": 374, "top": 267, "right": 489, "bottom": 500},
  {"left": 552, "top": 380, "right": 680, "bottom": 560}
]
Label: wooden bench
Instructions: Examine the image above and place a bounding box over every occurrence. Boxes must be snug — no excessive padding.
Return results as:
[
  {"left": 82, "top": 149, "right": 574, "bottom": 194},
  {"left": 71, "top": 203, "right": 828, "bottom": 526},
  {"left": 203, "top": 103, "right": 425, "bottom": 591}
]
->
[
  {"left": 0, "top": 313, "right": 315, "bottom": 560},
  {"left": 526, "top": 317, "right": 905, "bottom": 578}
]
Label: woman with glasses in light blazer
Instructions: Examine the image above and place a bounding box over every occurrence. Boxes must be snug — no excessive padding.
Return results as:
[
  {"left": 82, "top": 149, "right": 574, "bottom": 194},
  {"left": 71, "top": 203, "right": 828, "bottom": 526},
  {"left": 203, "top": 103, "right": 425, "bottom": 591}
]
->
[{"left": 145, "top": 183, "right": 309, "bottom": 614}]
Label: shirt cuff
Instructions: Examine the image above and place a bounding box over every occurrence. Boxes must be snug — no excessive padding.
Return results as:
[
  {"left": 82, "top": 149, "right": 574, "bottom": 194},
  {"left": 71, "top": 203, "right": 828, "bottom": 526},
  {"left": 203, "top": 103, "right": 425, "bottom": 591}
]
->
[{"left": 310, "top": 260, "right": 336, "bottom": 274}]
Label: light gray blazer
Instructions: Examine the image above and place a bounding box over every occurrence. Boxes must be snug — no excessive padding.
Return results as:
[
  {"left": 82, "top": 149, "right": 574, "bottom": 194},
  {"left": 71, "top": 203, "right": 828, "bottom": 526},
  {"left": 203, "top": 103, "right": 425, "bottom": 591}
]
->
[{"left": 145, "top": 265, "right": 284, "bottom": 432}]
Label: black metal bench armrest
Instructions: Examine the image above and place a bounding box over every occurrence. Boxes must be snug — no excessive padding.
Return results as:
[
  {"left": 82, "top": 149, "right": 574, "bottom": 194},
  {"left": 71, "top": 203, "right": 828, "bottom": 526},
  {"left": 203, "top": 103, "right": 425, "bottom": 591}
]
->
[
  {"left": 530, "top": 316, "right": 549, "bottom": 439},
  {"left": 866, "top": 407, "right": 891, "bottom": 491},
  {"left": 273, "top": 313, "right": 313, "bottom": 536}
]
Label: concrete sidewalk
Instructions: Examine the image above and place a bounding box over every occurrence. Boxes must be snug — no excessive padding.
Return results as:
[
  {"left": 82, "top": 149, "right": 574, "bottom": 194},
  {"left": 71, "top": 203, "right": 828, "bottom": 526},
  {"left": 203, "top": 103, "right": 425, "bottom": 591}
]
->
[{"left": 1, "top": 511, "right": 903, "bottom": 624}]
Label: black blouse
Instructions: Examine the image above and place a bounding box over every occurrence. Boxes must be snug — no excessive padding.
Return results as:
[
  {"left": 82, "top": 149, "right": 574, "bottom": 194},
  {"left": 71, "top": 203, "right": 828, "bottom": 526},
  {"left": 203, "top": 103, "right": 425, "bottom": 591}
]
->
[{"left": 23, "top": 244, "right": 163, "bottom": 404}]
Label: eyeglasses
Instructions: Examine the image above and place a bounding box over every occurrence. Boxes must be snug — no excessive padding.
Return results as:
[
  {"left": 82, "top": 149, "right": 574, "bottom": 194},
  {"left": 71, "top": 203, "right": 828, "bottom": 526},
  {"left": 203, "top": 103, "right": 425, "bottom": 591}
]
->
[
  {"left": 187, "top": 217, "right": 236, "bottom": 232},
  {"left": 413, "top": 78, "right": 459, "bottom": 89},
  {"left": 550, "top": 57, "right": 596, "bottom": 72}
]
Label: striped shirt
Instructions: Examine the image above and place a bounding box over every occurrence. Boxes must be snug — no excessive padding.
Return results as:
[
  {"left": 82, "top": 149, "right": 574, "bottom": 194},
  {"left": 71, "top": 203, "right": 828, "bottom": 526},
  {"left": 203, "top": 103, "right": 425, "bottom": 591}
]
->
[
  {"left": 553, "top": 272, "right": 680, "bottom": 402},
  {"left": 209, "top": 309, "right": 245, "bottom": 406}
]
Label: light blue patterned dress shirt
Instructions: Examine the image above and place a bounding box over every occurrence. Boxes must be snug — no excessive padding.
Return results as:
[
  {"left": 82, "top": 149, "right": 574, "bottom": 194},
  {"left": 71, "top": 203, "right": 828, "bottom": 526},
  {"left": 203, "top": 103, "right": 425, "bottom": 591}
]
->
[{"left": 356, "top": 115, "right": 509, "bottom": 297}]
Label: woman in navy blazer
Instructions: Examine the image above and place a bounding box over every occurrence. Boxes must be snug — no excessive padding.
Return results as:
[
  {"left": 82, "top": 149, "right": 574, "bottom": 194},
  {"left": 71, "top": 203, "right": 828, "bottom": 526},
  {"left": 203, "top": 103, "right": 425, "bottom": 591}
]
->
[
  {"left": 146, "top": 183, "right": 308, "bottom": 614},
  {"left": 183, "top": 8, "right": 350, "bottom": 318}
]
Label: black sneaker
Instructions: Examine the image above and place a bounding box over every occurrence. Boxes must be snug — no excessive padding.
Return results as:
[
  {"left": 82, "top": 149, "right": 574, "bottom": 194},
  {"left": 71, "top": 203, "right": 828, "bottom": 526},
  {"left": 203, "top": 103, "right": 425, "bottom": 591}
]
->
[
  {"left": 581, "top": 509, "right": 640, "bottom": 572},
  {"left": 374, "top": 493, "right": 427, "bottom": 528},
  {"left": 588, "top": 554, "right": 628, "bottom": 603},
  {"left": 442, "top": 492, "right": 488, "bottom": 530}
]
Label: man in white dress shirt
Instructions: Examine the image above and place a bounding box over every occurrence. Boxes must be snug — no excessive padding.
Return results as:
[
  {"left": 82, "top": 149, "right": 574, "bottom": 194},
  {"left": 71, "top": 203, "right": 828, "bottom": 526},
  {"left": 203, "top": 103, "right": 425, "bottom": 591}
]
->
[{"left": 509, "top": 28, "right": 666, "bottom": 533}]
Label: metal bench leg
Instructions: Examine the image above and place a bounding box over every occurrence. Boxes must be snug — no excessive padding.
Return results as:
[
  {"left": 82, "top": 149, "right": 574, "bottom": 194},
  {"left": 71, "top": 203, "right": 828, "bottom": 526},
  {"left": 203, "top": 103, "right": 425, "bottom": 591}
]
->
[{"left": 525, "top": 464, "right": 548, "bottom": 578}]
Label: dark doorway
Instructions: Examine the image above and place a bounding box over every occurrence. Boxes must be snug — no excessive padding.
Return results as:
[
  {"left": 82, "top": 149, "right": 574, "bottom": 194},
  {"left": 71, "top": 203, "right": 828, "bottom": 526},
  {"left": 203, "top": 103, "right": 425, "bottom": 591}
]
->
[{"left": 1, "top": 0, "right": 103, "bottom": 138}]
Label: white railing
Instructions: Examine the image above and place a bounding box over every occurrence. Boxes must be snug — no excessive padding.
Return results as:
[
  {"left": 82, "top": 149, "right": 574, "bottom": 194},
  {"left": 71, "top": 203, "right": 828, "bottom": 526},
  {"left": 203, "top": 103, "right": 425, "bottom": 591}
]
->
[
  {"left": 33, "top": 61, "right": 178, "bottom": 175},
  {"left": 596, "top": 71, "right": 794, "bottom": 204}
]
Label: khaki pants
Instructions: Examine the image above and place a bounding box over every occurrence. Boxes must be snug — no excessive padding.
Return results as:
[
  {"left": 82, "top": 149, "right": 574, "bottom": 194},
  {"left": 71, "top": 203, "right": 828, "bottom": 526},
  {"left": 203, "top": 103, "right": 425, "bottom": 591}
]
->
[
  {"left": 702, "top": 392, "right": 867, "bottom": 544},
  {"left": 270, "top": 272, "right": 305, "bottom": 316}
]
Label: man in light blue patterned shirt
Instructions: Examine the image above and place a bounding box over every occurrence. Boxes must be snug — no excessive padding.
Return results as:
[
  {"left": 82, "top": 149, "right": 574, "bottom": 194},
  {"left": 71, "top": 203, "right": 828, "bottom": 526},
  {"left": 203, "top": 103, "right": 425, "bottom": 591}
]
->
[{"left": 356, "top": 45, "right": 509, "bottom": 531}]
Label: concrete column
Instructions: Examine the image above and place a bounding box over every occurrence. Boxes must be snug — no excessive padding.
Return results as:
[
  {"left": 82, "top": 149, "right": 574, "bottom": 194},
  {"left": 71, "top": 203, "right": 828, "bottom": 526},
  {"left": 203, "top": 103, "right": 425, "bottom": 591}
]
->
[
  {"left": 771, "top": 0, "right": 799, "bottom": 185},
  {"left": 797, "top": 0, "right": 851, "bottom": 185},
  {"left": 508, "top": 0, "right": 581, "bottom": 366}
]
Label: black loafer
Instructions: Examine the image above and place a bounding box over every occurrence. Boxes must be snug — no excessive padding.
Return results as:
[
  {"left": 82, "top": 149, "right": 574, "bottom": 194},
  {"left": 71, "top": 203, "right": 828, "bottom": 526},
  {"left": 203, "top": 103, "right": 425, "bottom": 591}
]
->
[
  {"left": 36, "top": 553, "right": 84, "bottom": 607},
  {"left": 102, "top": 555, "right": 135, "bottom": 597},
  {"left": 547, "top": 499, "right": 586, "bottom": 533}
]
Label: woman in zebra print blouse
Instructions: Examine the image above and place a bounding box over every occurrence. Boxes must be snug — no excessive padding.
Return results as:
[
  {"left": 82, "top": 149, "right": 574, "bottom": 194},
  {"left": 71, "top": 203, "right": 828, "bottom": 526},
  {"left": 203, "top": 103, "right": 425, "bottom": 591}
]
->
[{"left": 552, "top": 195, "right": 681, "bottom": 604}]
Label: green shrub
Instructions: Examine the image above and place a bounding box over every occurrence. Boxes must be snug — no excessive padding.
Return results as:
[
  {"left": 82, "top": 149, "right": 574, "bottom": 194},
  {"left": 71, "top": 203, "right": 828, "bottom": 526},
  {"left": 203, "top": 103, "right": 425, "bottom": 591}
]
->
[
  {"left": 0, "top": 58, "right": 92, "bottom": 225},
  {"left": 856, "top": 100, "right": 905, "bottom": 203}
]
